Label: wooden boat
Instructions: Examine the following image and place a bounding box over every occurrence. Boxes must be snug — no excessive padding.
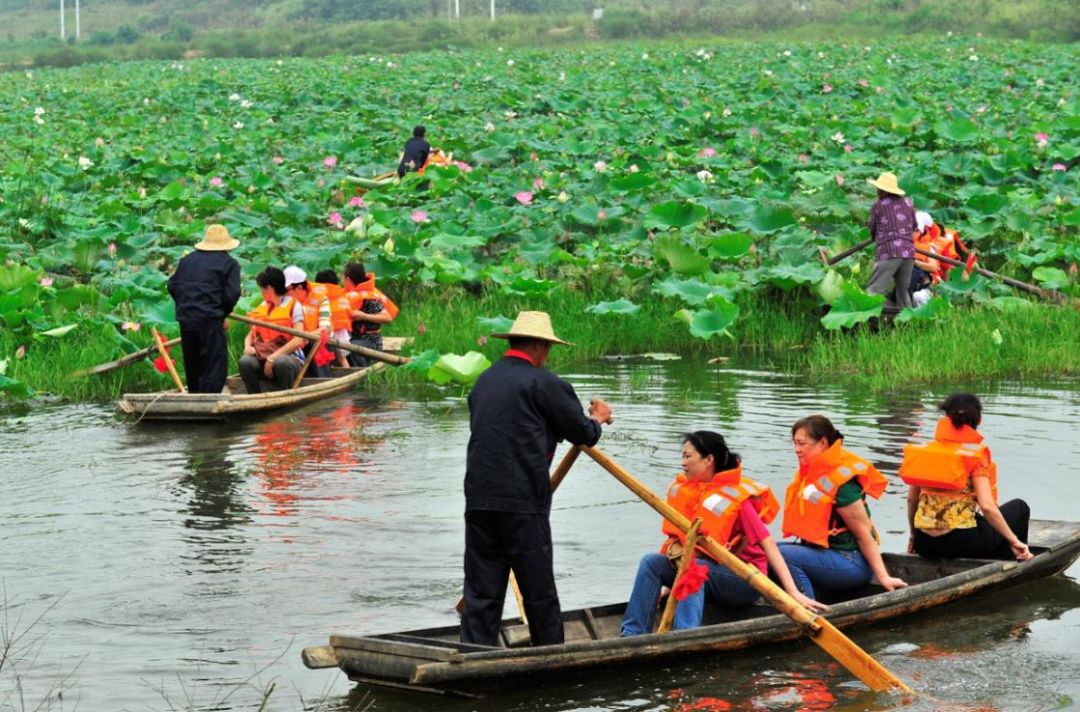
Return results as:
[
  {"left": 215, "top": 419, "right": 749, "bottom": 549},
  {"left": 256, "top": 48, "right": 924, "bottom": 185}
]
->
[
  {"left": 302, "top": 519, "right": 1080, "bottom": 696},
  {"left": 117, "top": 336, "right": 407, "bottom": 421}
]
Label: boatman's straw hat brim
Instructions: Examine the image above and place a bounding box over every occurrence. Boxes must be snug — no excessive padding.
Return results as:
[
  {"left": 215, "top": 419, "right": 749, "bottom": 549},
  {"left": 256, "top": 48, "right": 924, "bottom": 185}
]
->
[
  {"left": 195, "top": 224, "right": 240, "bottom": 251},
  {"left": 490, "top": 311, "right": 573, "bottom": 346},
  {"left": 866, "top": 172, "right": 906, "bottom": 196}
]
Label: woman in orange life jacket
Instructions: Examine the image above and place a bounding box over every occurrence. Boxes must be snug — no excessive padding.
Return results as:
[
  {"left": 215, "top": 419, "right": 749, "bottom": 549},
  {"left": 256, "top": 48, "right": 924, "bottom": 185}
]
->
[
  {"left": 315, "top": 269, "right": 355, "bottom": 368},
  {"left": 239, "top": 266, "right": 306, "bottom": 394},
  {"left": 343, "top": 262, "right": 398, "bottom": 367},
  {"left": 778, "top": 416, "right": 908, "bottom": 600},
  {"left": 621, "top": 431, "right": 827, "bottom": 637},
  {"left": 903, "top": 393, "right": 1032, "bottom": 562},
  {"left": 283, "top": 265, "right": 334, "bottom": 378}
]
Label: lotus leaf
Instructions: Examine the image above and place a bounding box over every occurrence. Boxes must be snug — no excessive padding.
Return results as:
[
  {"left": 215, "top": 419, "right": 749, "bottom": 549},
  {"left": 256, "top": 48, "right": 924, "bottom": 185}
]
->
[
  {"left": 820, "top": 284, "right": 884, "bottom": 330},
  {"left": 653, "top": 277, "right": 732, "bottom": 306},
  {"left": 653, "top": 235, "right": 709, "bottom": 276},
  {"left": 896, "top": 297, "right": 951, "bottom": 323},
  {"left": 428, "top": 352, "right": 491, "bottom": 386},
  {"left": 687, "top": 299, "right": 740, "bottom": 340},
  {"left": 644, "top": 201, "right": 707, "bottom": 230},
  {"left": 476, "top": 315, "right": 515, "bottom": 333},
  {"left": 708, "top": 233, "right": 753, "bottom": 261},
  {"left": 1032, "top": 266, "right": 1069, "bottom": 290},
  {"left": 743, "top": 205, "right": 797, "bottom": 234},
  {"left": 0, "top": 374, "right": 34, "bottom": 400},
  {"left": 585, "top": 299, "right": 640, "bottom": 315}
]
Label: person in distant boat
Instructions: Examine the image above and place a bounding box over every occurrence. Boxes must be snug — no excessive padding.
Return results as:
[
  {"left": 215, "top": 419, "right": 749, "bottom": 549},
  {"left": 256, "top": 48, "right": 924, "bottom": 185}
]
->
[
  {"left": 238, "top": 266, "right": 305, "bottom": 394},
  {"left": 620, "top": 431, "right": 826, "bottom": 637},
  {"left": 342, "top": 262, "right": 398, "bottom": 367},
  {"left": 397, "top": 125, "right": 431, "bottom": 178},
  {"left": 778, "top": 415, "right": 908, "bottom": 599},
  {"left": 865, "top": 171, "right": 916, "bottom": 309},
  {"left": 902, "top": 393, "right": 1032, "bottom": 562},
  {"left": 166, "top": 224, "right": 241, "bottom": 393},
  {"left": 461, "top": 311, "right": 613, "bottom": 647}
]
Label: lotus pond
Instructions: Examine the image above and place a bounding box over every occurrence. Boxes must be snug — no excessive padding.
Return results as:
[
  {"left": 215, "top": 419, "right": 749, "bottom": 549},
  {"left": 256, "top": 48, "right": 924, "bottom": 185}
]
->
[{"left": 0, "top": 38, "right": 1077, "bottom": 398}]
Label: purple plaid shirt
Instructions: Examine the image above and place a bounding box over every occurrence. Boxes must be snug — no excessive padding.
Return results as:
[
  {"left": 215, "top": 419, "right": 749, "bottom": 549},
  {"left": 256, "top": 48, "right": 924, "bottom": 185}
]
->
[{"left": 868, "top": 195, "right": 916, "bottom": 260}]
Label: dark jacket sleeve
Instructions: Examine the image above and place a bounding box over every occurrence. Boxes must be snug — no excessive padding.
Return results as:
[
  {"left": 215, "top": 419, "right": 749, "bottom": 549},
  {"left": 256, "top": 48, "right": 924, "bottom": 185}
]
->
[
  {"left": 222, "top": 257, "right": 241, "bottom": 316},
  {"left": 538, "top": 373, "right": 602, "bottom": 447}
]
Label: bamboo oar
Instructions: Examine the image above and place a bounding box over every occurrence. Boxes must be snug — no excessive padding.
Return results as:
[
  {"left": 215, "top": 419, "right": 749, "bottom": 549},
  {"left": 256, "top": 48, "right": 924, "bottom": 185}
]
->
[
  {"left": 912, "top": 247, "right": 1065, "bottom": 304},
  {"left": 657, "top": 517, "right": 703, "bottom": 634},
  {"left": 581, "top": 445, "right": 912, "bottom": 694},
  {"left": 456, "top": 446, "right": 583, "bottom": 620},
  {"left": 71, "top": 337, "right": 182, "bottom": 377},
  {"left": 822, "top": 238, "right": 875, "bottom": 266},
  {"left": 151, "top": 327, "right": 185, "bottom": 393},
  {"left": 290, "top": 339, "right": 319, "bottom": 389},
  {"left": 227, "top": 314, "right": 410, "bottom": 366}
]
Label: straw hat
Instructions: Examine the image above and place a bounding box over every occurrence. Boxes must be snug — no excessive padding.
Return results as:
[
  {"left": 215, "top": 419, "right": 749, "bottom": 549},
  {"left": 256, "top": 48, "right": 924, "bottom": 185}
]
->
[
  {"left": 866, "top": 172, "right": 905, "bottom": 196},
  {"left": 490, "top": 311, "right": 572, "bottom": 346},
  {"left": 195, "top": 224, "right": 239, "bottom": 251}
]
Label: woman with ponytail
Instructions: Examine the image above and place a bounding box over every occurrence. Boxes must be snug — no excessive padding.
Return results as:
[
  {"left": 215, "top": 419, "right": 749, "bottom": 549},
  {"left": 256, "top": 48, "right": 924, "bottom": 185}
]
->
[
  {"left": 901, "top": 393, "right": 1032, "bottom": 561},
  {"left": 620, "top": 431, "right": 825, "bottom": 637}
]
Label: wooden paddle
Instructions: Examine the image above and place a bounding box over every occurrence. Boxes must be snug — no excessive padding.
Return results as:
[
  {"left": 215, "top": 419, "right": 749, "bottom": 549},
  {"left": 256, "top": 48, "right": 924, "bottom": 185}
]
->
[
  {"left": 912, "top": 247, "right": 1066, "bottom": 304},
  {"left": 71, "top": 337, "right": 182, "bottom": 377},
  {"left": 657, "top": 517, "right": 703, "bottom": 634},
  {"left": 821, "top": 238, "right": 875, "bottom": 267},
  {"left": 581, "top": 445, "right": 912, "bottom": 694},
  {"left": 455, "top": 446, "right": 584, "bottom": 622},
  {"left": 227, "top": 313, "right": 410, "bottom": 366},
  {"left": 290, "top": 338, "right": 319, "bottom": 389},
  {"left": 151, "top": 328, "right": 185, "bottom": 392}
]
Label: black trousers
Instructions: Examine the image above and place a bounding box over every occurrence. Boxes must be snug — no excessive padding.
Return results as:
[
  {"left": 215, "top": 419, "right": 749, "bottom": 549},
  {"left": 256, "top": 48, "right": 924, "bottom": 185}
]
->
[
  {"left": 460, "top": 510, "right": 563, "bottom": 647},
  {"left": 347, "top": 332, "right": 383, "bottom": 368},
  {"left": 914, "top": 499, "right": 1031, "bottom": 560},
  {"left": 179, "top": 324, "right": 229, "bottom": 394}
]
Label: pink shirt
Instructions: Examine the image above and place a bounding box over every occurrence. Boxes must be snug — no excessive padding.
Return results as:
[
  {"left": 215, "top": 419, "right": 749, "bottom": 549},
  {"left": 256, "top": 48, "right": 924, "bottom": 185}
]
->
[{"left": 734, "top": 499, "right": 772, "bottom": 573}]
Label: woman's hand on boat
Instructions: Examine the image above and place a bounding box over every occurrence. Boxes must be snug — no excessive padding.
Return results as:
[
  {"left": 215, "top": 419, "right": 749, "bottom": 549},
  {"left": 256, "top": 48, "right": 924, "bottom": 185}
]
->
[
  {"left": 792, "top": 590, "right": 829, "bottom": 613},
  {"left": 879, "top": 576, "right": 909, "bottom": 592},
  {"left": 1011, "top": 541, "right": 1034, "bottom": 561}
]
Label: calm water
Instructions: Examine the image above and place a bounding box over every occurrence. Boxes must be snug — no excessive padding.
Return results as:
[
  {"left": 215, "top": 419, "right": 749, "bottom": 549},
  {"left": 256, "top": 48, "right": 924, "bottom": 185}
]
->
[{"left": 2, "top": 360, "right": 1078, "bottom": 712}]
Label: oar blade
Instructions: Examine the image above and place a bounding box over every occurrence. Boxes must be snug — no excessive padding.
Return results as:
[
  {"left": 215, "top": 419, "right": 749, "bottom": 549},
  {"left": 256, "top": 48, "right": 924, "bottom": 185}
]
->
[{"left": 809, "top": 617, "right": 912, "bottom": 693}]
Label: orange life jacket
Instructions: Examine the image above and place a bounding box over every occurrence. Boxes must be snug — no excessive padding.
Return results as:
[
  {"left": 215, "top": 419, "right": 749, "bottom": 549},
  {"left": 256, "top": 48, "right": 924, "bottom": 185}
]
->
[
  {"left": 294, "top": 292, "right": 331, "bottom": 333},
  {"left": 660, "top": 465, "right": 780, "bottom": 561},
  {"left": 417, "top": 149, "right": 452, "bottom": 176},
  {"left": 249, "top": 296, "right": 297, "bottom": 347},
  {"left": 781, "top": 440, "right": 887, "bottom": 548},
  {"left": 915, "top": 224, "right": 965, "bottom": 282},
  {"left": 310, "top": 282, "right": 353, "bottom": 331},
  {"left": 898, "top": 417, "right": 998, "bottom": 501},
  {"left": 346, "top": 273, "right": 399, "bottom": 334}
]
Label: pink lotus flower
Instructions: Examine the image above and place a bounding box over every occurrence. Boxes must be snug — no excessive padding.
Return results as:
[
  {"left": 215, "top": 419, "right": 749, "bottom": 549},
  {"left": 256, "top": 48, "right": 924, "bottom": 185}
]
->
[
  {"left": 798, "top": 153, "right": 809, "bottom": 164},
  {"left": 533, "top": 176, "right": 544, "bottom": 190},
  {"left": 328, "top": 211, "right": 344, "bottom": 229},
  {"left": 15, "top": 345, "right": 26, "bottom": 359},
  {"left": 39, "top": 276, "right": 53, "bottom": 287},
  {"left": 348, "top": 195, "right": 365, "bottom": 207},
  {"left": 835, "top": 174, "right": 845, "bottom": 186},
  {"left": 597, "top": 209, "right": 608, "bottom": 221},
  {"left": 209, "top": 176, "right": 223, "bottom": 187},
  {"left": 1052, "top": 163, "right": 1067, "bottom": 172},
  {"left": 844, "top": 144, "right": 853, "bottom": 153},
  {"left": 822, "top": 84, "right": 832, "bottom": 93},
  {"left": 411, "top": 209, "right": 429, "bottom": 223},
  {"left": 272, "top": 155, "right": 284, "bottom": 165},
  {"left": 317, "top": 178, "right": 325, "bottom": 188},
  {"left": 594, "top": 160, "right": 607, "bottom": 172},
  {"left": 858, "top": 78, "right": 869, "bottom": 87},
  {"left": 749, "top": 127, "right": 760, "bottom": 138},
  {"left": 698, "top": 147, "right": 717, "bottom": 158},
  {"left": 515, "top": 191, "right": 533, "bottom": 205},
  {"left": 477, "top": 335, "right": 488, "bottom": 346},
  {"left": 108, "top": 242, "right": 117, "bottom": 257},
  {"left": 323, "top": 155, "right": 338, "bottom": 169},
  {"left": 453, "top": 160, "right": 473, "bottom": 172},
  {"left": 416, "top": 322, "right": 427, "bottom": 335},
  {"left": 121, "top": 321, "right": 141, "bottom": 332},
  {"left": 1035, "top": 133, "right": 1049, "bottom": 148}
]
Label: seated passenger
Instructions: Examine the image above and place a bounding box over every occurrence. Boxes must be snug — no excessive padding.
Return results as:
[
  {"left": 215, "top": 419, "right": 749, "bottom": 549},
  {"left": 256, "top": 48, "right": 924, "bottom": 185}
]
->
[
  {"left": 902, "top": 393, "right": 1032, "bottom": 562},
  {"left": 239, "top": 267, "right": 305, "bottom": 394},
  {"left": 621, "top": 431, "right": 825, "bottom": 637},
  {"left": 283, "top": 265, "right": 335, "bottom": 378},
  {"left": 343, "top": 262, "right": 399, "bottom": 367},
  {"left": 313, "top": 268, "right": 355, "bottom": 368},
  {"left": 779, "top": 416, "right": 908, "bottom": 599}
]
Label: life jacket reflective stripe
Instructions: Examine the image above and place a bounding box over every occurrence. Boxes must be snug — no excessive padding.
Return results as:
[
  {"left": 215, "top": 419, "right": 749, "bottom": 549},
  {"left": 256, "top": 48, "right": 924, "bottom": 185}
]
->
[
  {"left": 297, "top": 293, "right": 331, "bottom": 333},
  {"left": 310, "top": 282, "right": 352, "bottom": 331},
  {"left": 660, "top": 465, "right": 780, "bottom": 560},
  {"left": 781, "top": 440, "right": 887, "bottom": 548},
  {"left": 249, "top": 296, "right": 296, "bottom": 347},
  {"left": 899, "top": 417, "right": 998, "bottom": 501}
]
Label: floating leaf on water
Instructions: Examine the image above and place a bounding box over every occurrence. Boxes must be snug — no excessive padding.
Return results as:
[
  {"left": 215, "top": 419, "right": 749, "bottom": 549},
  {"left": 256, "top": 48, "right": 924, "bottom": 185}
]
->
[
  {"left": 820, "top": 284, "right": 884, "bottom": 330},
  {"left": 427, "top": 351, "right": 491, "bottom": 386},
  {"left": 585, "top": 299, "right": 640, "bottom": 315}
]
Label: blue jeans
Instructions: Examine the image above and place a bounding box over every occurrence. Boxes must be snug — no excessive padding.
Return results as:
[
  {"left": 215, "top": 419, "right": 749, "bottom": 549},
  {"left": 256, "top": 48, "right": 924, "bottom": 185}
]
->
[
  {"left": 621, "top": 553, "right": 760, "bottom": 636},
  {"left": 777, "top": 542, "right": 872, "bottom": 599}
]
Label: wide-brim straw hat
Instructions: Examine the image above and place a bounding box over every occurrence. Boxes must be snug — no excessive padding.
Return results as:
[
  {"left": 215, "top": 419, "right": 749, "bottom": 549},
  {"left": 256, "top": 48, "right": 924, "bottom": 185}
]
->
[
  {"left": 866, "top": 172, "right": 905, "bottom": 196},
  {"left": 195, "top": 224, "right": 239, "bottom": 251},
  {"left": 490, "top": 311, "right": 573, "bottom": 346}
]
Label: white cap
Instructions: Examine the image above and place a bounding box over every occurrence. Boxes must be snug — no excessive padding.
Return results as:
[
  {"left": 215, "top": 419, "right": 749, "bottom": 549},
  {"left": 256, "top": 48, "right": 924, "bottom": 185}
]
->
[
  {"left": 283, "top": 265, "right": 307, "bottom": 287},
  {"left": 915, "top": 211, "right": 934, "bottom": 232}
]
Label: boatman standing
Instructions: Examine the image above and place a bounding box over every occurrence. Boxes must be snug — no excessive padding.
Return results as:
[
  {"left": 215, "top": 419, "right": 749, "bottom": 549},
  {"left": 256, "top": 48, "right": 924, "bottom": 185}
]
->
[
  {"left": 461, "top": 311, "right": 613, "bottom": 647},
  {"left": 167, "top": 224, "right": 241, "bottom": 393}
]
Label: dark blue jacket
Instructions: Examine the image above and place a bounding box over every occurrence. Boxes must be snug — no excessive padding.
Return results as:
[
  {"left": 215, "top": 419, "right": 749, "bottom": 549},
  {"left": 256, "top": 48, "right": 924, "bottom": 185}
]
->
[
  {"left": 465, "top": 356, "right": 602, "bottom": 515},
  {"left": 167, "top": 249, "right": 241, "bottom": 329}
]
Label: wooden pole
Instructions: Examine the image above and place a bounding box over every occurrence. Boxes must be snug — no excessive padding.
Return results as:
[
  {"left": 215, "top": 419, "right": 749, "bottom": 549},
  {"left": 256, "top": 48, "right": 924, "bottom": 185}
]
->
[
  {"left": 913, "top": 247, "right": 1064, "bottom": 303},
  {"left": 71, "top": 337, "right": 182, "bottom": 377},
  {"left": 657, "top": 517, "right": 703, "bottom": 634},
  {"left": 581, "top": 445, "right": 912, "bottom": 693},
  {"left": 151, "top": 328, "right": 185, "bottom": 393},
  {"left": 290, "top": 340, "right": 319, "bottom": 389},
  {"left": 227, "top": 313, "right": 410, "bottom": 366},
  {"left": 824, "top": 238, "right": 875, "bottom": 266}
]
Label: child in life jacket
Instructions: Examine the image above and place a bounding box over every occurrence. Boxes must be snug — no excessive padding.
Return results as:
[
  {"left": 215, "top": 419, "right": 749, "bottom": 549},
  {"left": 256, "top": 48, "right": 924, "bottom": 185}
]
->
[
  {"left": 343, "top": 262, "right": 398, "bottom": 367},
  {"left": 314, "top": 269, "right": 355, "bottom": 368}
]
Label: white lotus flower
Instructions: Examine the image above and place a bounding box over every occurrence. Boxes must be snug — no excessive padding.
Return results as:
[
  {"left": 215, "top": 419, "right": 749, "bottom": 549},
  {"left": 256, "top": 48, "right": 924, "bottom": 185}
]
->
[
  {"left": 228, "top": 93, "right": 240, "bottom": 101},
  {"left": 557, "top": 191, "right": 569, "bottom": 203},
  {"left": 696, "top": 169, "right": 714, "bottom": 183},
  {"left": 484, "top": 121, "right": 495, "bottom": 132},
  {"left": 722, "top": 107, "right": 733, "bottom": 117},
  {"left": 34, "top": 106, "right": 44, "bottom": 116},
  {"left": 783, "top": 50, "right": 792, "bottom": 57},
  {"left": 831, "top": 131, "right": 845, "bottom": 143},
  {"left": 504, "top": 110, "right": 517, "bottom": 119},
  {"left": 241, "top": 99, "right": 253, "bottom": 108},
  {"left": 641, "top": 52, "right": 649, "bottom": 60},
  {"left": 629, "top": 164, "right": 639, "bottom": 173},
  {"left": 594, "top": 160, "right": 607, "bottom": 172},
  {"left": 233, "top": 121, "right": 244, "bottom": 129},
  {"left": 77, "top": 156, "right": 93, "bottom": 170},
  {"left": 506, "top": 59, "right": 515, "bottom": 67}
]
